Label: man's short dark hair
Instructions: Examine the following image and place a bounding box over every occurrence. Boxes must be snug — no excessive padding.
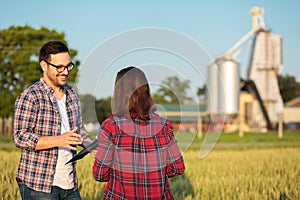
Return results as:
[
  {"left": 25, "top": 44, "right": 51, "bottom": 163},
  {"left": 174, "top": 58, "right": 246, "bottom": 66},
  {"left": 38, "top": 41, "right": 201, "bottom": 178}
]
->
[{"left": 39, "top": 41, "right": 69, "bottom": 62}]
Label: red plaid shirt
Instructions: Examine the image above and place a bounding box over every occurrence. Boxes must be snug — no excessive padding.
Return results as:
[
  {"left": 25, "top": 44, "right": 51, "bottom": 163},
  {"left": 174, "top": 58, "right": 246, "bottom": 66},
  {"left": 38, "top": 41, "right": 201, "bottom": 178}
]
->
[
  {"left": 14, "top": 77, "right": 92, "bottom": 193},
  {"left": 93, "top": 113, "right": 185, "bottom": 200}
]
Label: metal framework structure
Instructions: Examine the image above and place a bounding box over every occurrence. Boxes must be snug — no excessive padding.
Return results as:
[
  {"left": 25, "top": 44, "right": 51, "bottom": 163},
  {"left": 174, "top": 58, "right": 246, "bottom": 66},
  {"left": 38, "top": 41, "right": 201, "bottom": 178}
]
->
[{"left": 207, "top": 6, "right": 284, "bottom": 131}]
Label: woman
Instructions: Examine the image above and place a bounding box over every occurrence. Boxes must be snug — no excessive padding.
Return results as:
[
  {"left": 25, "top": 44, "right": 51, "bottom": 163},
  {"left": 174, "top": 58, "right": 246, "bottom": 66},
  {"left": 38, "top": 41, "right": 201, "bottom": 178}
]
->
[{"left": 93, "top": 66, "right": 185, "bottom": 199}]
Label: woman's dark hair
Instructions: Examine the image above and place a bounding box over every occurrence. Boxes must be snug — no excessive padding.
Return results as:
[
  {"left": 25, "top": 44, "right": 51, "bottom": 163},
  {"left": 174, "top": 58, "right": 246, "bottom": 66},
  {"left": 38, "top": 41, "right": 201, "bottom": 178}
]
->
[
  {"left": 39, "top": 41, "right": 69, "bottom": 62},
  {"left": 112, "top": 66, "right": 155, "bottom": 120}
]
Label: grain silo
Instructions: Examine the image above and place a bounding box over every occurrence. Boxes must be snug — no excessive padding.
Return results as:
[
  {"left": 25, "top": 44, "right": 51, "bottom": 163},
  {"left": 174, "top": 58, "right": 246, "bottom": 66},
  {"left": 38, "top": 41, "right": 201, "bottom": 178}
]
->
[{"left": 207, "top": 57, "right": 240, "bottom": 119}]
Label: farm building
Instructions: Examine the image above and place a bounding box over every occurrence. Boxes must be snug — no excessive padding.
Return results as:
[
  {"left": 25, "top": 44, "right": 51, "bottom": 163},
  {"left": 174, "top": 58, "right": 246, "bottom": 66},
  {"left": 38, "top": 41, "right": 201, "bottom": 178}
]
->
[
  {"left": 283, "top": 97, "right": 300, "bottom": 130},
  {"left": 156, "top": 104, "right": 207, "bottom": 133}
]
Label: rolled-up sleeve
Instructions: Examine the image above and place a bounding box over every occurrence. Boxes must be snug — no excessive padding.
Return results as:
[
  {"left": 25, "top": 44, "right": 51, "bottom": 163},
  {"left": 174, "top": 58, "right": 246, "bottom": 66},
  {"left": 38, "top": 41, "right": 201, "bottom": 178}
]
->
[
  {"left": 165, "top": 121, "right": 185, "bottom": 178},
  {"left": 166, "top": 138, "right": 185, "bottom": 178},
  {"left": 13, "top": 93, "right": 40, "bottom": 150},
  {"left": 93, "top": 120, "right": 114, "bottom": 182}
]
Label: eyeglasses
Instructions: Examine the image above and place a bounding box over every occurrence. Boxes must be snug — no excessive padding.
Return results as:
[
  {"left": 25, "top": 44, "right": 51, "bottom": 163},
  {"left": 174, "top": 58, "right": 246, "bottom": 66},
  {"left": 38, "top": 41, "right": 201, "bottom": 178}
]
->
[{"left": 44, "top": 60, "right": 74, "bottom": 73}]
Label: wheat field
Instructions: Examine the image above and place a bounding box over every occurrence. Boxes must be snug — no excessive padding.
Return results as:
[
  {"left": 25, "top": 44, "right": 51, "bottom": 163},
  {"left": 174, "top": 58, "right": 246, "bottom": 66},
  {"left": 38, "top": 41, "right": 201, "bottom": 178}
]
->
[{"left": 1, "top": 147, "right": 299, "bottom": 200}]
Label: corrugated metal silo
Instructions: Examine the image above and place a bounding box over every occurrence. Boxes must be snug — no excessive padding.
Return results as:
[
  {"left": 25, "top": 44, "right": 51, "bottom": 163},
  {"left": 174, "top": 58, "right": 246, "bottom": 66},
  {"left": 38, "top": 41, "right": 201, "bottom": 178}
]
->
[
  {"left": 206, "top": 57, "right": 240, "bottom": 117},
  {"left": 206, "top": 62, "right": 219, "bottom": 115},
  {"left": 217, "top": 57, "right": 240, "bottom": 116}
]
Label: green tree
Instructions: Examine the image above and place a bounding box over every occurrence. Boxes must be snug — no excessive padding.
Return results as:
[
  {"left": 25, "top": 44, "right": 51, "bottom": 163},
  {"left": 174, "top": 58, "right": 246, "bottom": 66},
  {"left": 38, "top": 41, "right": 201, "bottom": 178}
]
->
[
  {"left": 95, "top": 96, "right": 112, "bottom": 124},
  {"left": 0, "top": 25, "right": 79, "bottom": 134},
  {"left": 278, "top": 73, "right": 300, "bottom": 103},
  {"left": 152, "top": 76, "right": 193, "bottom": 104},
  {"left": 197, "top": 84, "right": 206, "bottom": 99},
  {"left": 79, "top": 94, "right": 112, "bottom": 124},
  {"left": 79, "top": 94, "right": 98, "bottom": 124}
]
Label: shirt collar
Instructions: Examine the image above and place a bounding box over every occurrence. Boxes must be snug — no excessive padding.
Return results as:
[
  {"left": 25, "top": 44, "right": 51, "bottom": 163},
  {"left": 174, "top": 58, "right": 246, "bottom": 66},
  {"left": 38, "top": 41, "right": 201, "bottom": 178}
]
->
[{"left": 40, "top": 77, "right": 66, "bottom": 95}]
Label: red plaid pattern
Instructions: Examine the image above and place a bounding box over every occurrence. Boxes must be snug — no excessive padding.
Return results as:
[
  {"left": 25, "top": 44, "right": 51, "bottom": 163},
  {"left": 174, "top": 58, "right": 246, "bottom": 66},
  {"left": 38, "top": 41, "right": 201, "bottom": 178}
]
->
[
  {"left": 14, "top": 78, "right": 91, "bottom": 193},
  {"left": 93, "top": 113, "right": 185, "bottom": 199}
]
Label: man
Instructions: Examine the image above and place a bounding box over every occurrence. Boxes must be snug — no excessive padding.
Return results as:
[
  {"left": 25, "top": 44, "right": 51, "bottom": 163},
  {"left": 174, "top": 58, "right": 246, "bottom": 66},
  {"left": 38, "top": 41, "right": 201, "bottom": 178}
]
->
[{"left": 14, "top": 41, "right": 92, "bottom": 199}]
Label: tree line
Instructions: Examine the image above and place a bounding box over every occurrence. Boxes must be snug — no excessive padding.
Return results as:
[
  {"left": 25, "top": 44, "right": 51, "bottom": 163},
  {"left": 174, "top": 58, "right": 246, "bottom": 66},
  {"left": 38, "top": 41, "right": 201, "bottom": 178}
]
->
[
  {"left": 80, "top": 76, "right": 193, "bottom": 125},
  {"left": 1, "top": 25, "right": 300, "bottom": 133}
]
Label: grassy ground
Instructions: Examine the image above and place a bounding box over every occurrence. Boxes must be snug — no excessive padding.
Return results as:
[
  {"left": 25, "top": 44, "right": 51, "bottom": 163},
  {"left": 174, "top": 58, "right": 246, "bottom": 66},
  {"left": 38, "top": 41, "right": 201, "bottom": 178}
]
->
[
  {"left": 3, "top": 130, "right": 300, "bottom": 152},
  {"left": 1, "top": 131, "right": 300, "bottom": 199}
]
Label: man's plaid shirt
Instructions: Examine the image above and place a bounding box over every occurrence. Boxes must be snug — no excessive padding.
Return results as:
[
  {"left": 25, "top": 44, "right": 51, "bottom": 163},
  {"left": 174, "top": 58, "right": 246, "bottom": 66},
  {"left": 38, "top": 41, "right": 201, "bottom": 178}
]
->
[
  {"left": 93, "top": 113, "right": 185, "bottom": 199},
  {"left": 14, "top": 77, "right": 91, "bottom": 193}
]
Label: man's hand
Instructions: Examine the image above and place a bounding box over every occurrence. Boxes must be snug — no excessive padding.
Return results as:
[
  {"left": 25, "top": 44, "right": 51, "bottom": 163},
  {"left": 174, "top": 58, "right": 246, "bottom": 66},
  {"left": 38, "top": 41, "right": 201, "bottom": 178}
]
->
[
  {"left": 57, "top": 127, "right": 83, "bottom": 150},
  {"left": 35, "top": 127, "right": 83, "bottom": 151}
]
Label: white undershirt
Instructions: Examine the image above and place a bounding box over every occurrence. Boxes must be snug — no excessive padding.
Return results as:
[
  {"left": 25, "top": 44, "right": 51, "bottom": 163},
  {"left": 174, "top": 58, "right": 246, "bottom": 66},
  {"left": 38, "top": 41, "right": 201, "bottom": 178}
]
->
[{"left": 53, "top": 95, "right": 74, "bottom": 189}]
